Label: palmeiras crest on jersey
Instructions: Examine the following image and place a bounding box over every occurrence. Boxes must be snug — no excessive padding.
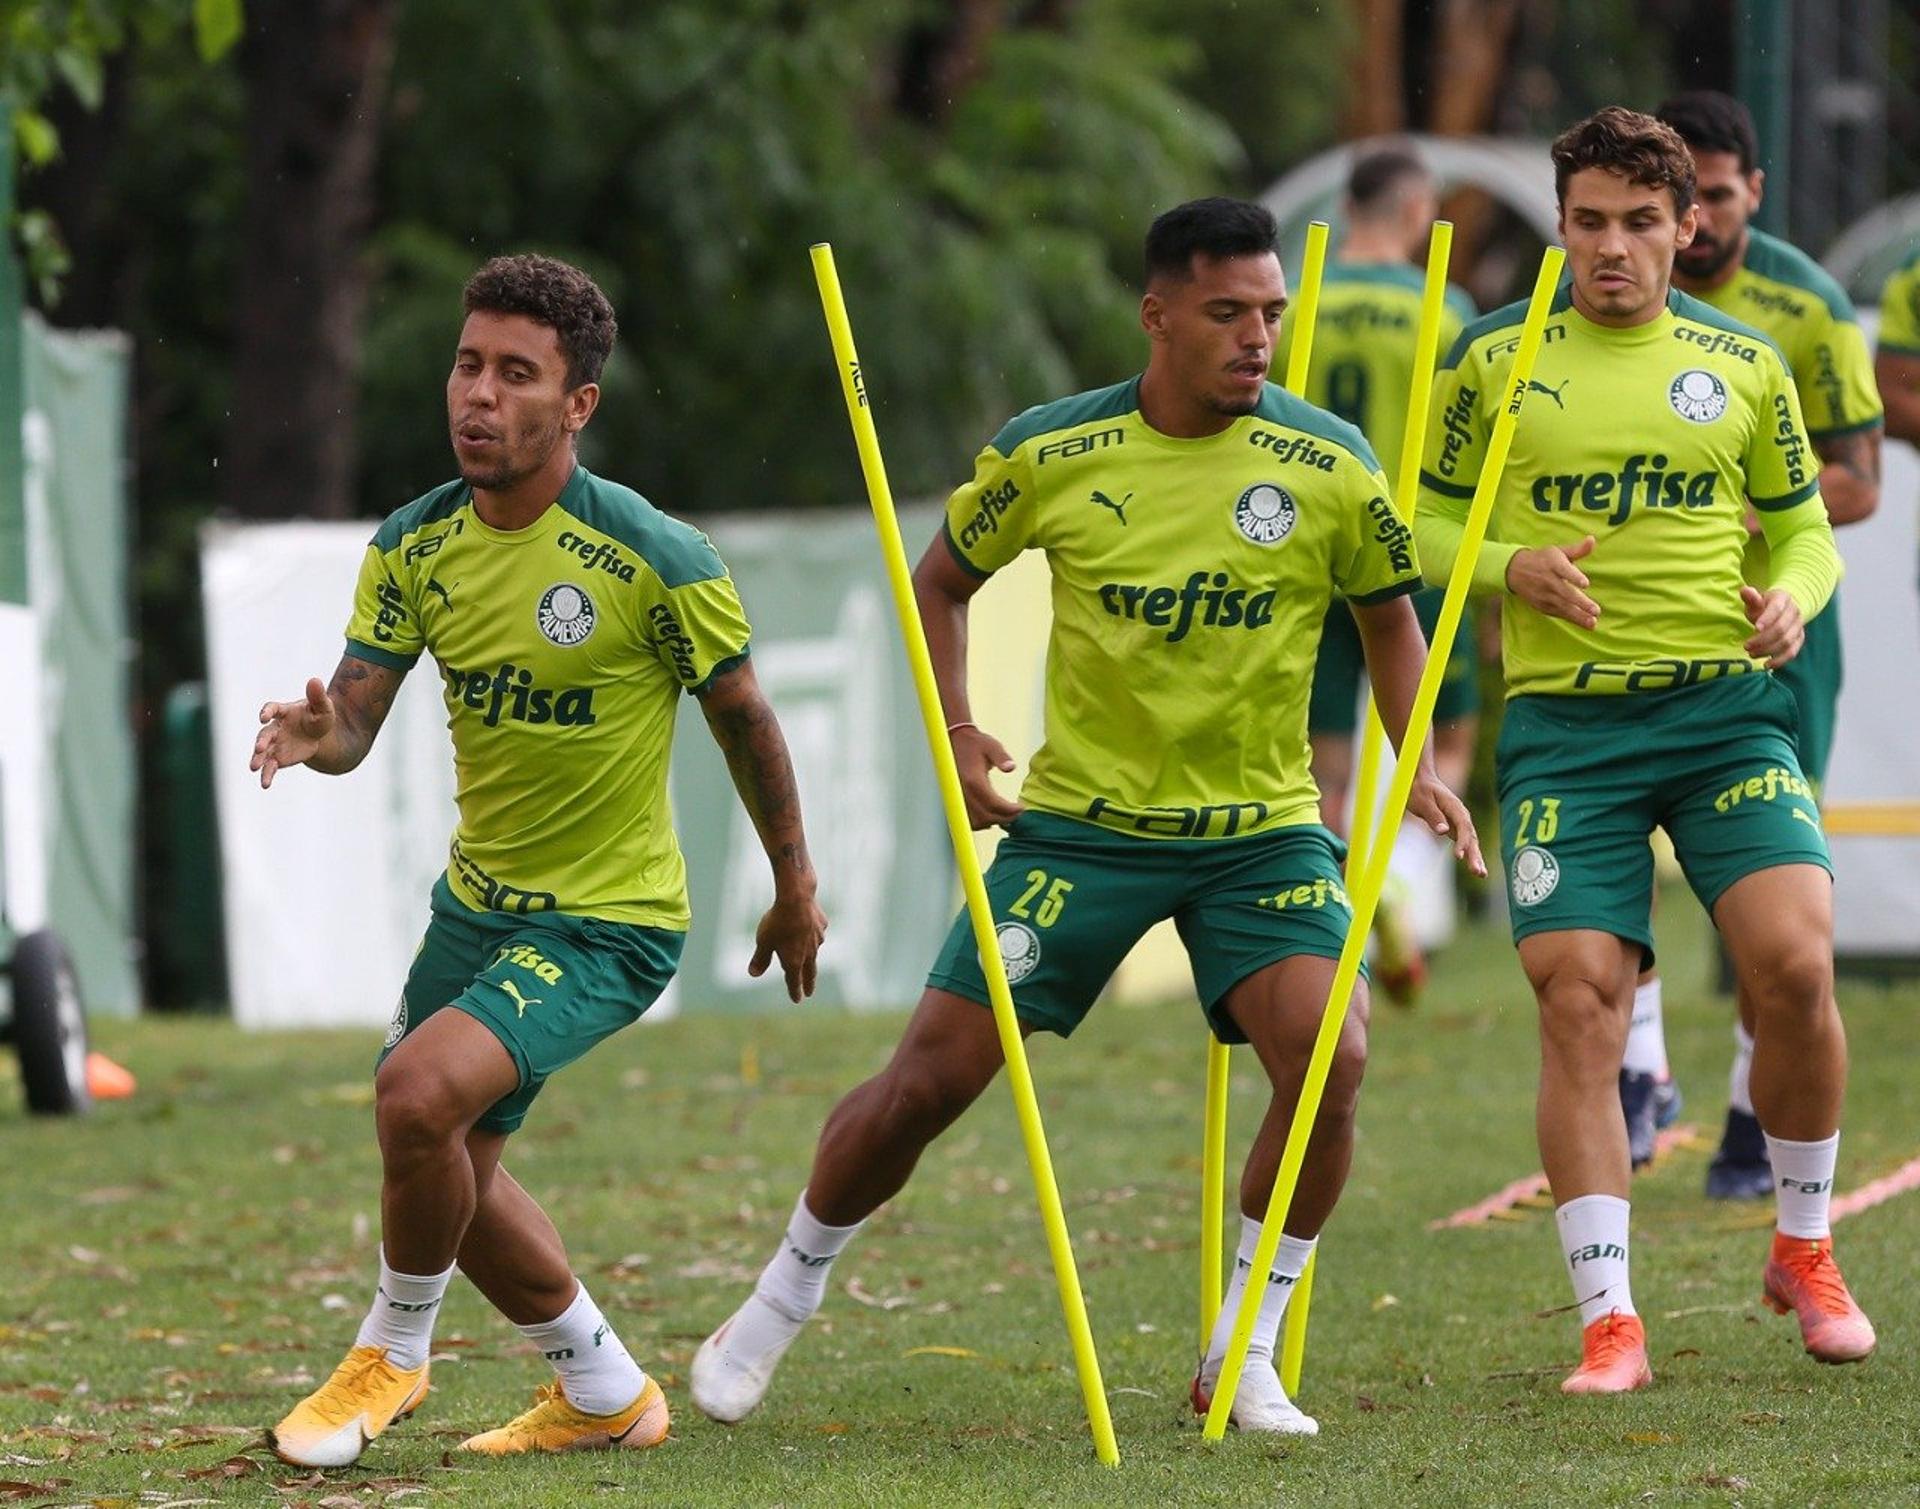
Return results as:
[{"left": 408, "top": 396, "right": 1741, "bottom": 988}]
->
[
  {"left": 1510, "top": 845, "right": 1560, "bottom": 908},
  {"left": 994, "top": 921, "right": 1041, "bottom": 983},
  {"left": 384, "top": 992, "right": 408, "bottom": 1049},
  {"left": 1234, "top": 482, "right": 1297, "bottom": 546},
  {"left": 537, "top": 583, "right": 597, "bottom": 646},
  {"left": 1668, "top": 369, "right": 1728, "bottom": 424}
]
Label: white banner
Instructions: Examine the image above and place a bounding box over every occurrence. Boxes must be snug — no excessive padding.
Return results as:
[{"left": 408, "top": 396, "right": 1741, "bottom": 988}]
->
[{"left": 0, "top": 605, "right": 47, "bottom": 934}]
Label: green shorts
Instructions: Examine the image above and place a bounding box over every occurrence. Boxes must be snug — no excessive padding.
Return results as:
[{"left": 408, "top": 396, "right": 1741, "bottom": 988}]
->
[
  {"left": 926, "top": 812, "right": 1360, "bottom": 1044},
  {"left": 1495, "top": 674, "right": 1832, "bottom": 966},
  {"left": 1772, "top": 589, "right": 1842, "bottom": 790},
  {"left": 1309, "top": 587, "right": 1479, "bottom": 737},
  {"left": 379, "top": 875, "right": 685, "bottom": 1134}
]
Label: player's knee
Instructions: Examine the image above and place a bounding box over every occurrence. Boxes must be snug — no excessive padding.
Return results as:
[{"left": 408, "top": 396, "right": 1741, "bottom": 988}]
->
[
  {"left": 1320, "top": 1024, "right": 1370, "bottom": 1121},
  {"left": 876, "top": 1056, "right": 982, "bottom": 1143},
  {"left": 375, "top": 1061, "right": 468, "bottom": 1160},
  {"left": 1742, "top": 939, "right": 1832, "bottom": 1020},
  {"left": 1535, "top": 972, "right": 1619, "bottom": 1055}
]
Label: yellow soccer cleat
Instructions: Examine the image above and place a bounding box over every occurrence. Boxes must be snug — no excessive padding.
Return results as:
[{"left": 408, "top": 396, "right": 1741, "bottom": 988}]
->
[
  {"left": 459, "top": 1376, "right": 669, "bottom": 1455},
  {"left": 268, "top": 1345, "right": 430, "bottom": 1468}
]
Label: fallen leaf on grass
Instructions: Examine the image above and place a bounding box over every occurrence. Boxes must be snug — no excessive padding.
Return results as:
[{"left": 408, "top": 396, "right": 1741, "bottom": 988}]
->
[
  {"left": 1738, "top": 1410, "right": 1784, "bottom": 1426},
  {"left": 902, "top": 1346, "right": 977, "bottom": 1360},
  {"left": 182, "top": 1454, "right": 260, "bottom": 1480},
  {"left": 844, "top": 1279, "right": 911, "bottom": 1311},
  {"left": 0, "top": 1480, "right": 72, "bottom": 1501},
  {"left": 817, "top": 1422, "right": 849, "bottom": 1435}
]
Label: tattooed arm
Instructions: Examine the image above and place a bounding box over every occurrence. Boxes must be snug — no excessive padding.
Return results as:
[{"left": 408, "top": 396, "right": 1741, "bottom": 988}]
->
[
  {"left": 250, "top": 655, "right": 405, "bottom": 787},
  {"left": 1813, "top": 425, "right": 1881, "bottom": 527},
  {"left": 697, "top": 659, "right": 827, "bottom": 1000}
]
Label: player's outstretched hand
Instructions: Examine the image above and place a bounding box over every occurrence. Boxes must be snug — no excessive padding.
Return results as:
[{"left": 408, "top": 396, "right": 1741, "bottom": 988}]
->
[
  {"left": 1741, "top": 585, "right": 1804, "bottom": 668},
  {"left": 1506, "top": 536, "right": 1600, "bottom": 629},
  {"left": 749, "top": 891, "right": 828, "bottom": 1002},
  {"left": 251, "top": 677, "right": 336, "bottom": 789},
  {"left": 1406, "top": 773, "right": 1487, "bottom": 878},
  {"left": 952, "top": 724, "right": 1025, "bottom": 830}
]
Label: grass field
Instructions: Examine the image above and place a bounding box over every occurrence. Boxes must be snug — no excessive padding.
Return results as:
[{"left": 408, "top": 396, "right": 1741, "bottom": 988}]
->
[{"left": 2, "top": 898, "right": 1916, "bottom": 1507}]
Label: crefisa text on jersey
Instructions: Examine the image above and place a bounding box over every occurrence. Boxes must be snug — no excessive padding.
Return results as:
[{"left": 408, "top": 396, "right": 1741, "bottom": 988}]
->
[{"left": 555, "top": 530, "right": 638, "bottom": 582}]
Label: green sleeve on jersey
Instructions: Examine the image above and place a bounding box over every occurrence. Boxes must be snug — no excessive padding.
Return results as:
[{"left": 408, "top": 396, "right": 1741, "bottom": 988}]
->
[
  {"left": 1879, "top": 260, "right": 1920, "bottom": 356},
  {"left": 1416, "top": 345, "right": 1520, "bottom": 595},
  {"left": 942, "top": 441, "right": 1036, "bottom": 578},
  {"left": 646, "top": 572, "right": 753, "bottom": 694},
  {"left": 1335, "top": 464, "right": 1423, "bottom": 604},
  {"left": 343, "top": 542, "right": 422, "bottom": 671},
  {"left": 1756, "top": 500, "right": 1842, "bottom": 623}
]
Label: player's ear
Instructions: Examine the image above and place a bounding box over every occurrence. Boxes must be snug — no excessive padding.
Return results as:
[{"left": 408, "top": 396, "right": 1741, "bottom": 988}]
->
[
  {"left": 1675, "top": 199, "right": 1698, "bottom": 251},
  {"left": 1140, "top": 290, "right": 1167, "bottom": 342},
  {"left": 565, "top": 382, "right": 600, "bottom": 434},
  {"left": 1747, "top": 168, "right": 1766, "bottom": 213}
]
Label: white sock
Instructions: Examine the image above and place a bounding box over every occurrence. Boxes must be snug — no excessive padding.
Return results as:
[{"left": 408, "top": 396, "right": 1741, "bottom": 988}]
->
[
  {"left": 1204, "top": 1216, "right": 1315, "bottom": 1368},
  {"left": 754, "top": 1194, "right": 864, "bottom": 1323},
  {"left": 1766, "top": 1132, "right": 1839, "bottom": 1239},
  {"left": 1622, "top": 978, "right": 1669, "bottom": 1078},
  {"left": 519, "top": 1282, "right": 646, "bottom": 1416},
  {"left": 1555, "top": 1195, "right": 1635, "bottom": 1327},
  {"left": 1728, "top": 1023, "right": 1756, "bottom": 1116},
  {"left": 352, "top": 1249, "right": 455, "bottom": 1370}
]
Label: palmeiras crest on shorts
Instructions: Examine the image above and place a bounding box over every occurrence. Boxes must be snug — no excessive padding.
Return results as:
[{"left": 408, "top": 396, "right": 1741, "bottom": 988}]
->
[
  {"left": 537, "top": 583, "right": 597, "bottom": 646},
  {"left": 1668, "top": 369, "right": 1728, "bottom": 424},
  {"left": 384, "top": 992, "right": 408, "bottom": 1049},
  {"left": 1510, "top": 845, "right": 1560, "bottom": 908},
  {"left": 1234, "top": 482, "right": 1297, "bottom": 546},
  {"left": 994, "top": 921, "right": 1041, "bottom": 984}
]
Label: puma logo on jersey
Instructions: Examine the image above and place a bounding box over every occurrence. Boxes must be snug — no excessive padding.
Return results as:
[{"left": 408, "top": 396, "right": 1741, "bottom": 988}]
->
[
  {"left": 1091, "top": 489, "right": 1131, "bottom": 525},
  {"left": 1098, "top": 571, "right": 1277, "bottom": 642},
  {"left": 426, "top": 577, "right": 456, "bottom": 611},
  {"left": 1526, "top": 378, "right": 1570, "bottom": 408},
  {"left": 1528, "top": 452, "right": 1719, "bottom": 525},
  {"left": 496, "top": 979, "right": 543, "bottom": 1017}
]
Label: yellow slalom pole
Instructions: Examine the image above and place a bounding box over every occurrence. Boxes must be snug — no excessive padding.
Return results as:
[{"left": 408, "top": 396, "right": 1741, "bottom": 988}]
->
[
  {"left": 810, "top": 243, "right": 1118, "bottom": 1467},
  {"left": 1284, "top": 224, "right": 1452, "bottom": 1398},
  {"left": 1345, "top": 221, "right": 1456, "bottom": 882},
  {"left": 1204, "top": 245, "right": 1566, "bottom": 1440},
  {"left": 1201, "top": 221, "right": 1330, "bottom": 1362}
]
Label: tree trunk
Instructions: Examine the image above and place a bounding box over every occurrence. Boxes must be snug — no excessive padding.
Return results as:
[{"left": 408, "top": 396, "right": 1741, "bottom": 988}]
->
[
  {"left": 1343, "top": 0, "right": 1407, "bottom": 138},
  {"left": 224, "top": 0, "right": 395, "bottom": 520}
]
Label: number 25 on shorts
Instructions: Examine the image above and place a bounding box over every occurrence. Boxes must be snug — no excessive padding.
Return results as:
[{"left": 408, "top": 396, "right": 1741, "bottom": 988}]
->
[
  {"left": 1513, "top": 796, "right": 1561, "bottom": 847},
  {"left": 1009, "top": 870, "right": 1074, "bottom": 928}
]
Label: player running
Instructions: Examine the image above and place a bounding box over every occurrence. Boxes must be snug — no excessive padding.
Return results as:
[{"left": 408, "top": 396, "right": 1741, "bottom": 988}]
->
[
  {"left": 1418, "top": 108, "right": 1872, "bottom": 1394},
  {"left": 252, "top": 255, "right": 827, "bottom": 1466},
  {"left": 692, "top": 198, "right": 1482, "bottom": 1438},
  {"left": 1608, "top": 93, "right": 1884, "bottom": 1196},
  {"left": 1297, "top": 144, "right": 1481, "bottom": 1006}
]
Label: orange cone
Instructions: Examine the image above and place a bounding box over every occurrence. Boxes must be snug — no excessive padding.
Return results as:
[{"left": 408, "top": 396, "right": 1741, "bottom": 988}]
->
[{"left": 85, "top": 1052, "right": 136, "bottom": 1099}]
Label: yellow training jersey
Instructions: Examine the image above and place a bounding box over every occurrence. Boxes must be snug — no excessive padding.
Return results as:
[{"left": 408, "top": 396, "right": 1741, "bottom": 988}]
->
[
  {"left": 1284, "top": 261, "right": 1475, "bottom": 484},
  {"left": 1880, "top": 248, "right": 1920, "bottom": 358},
  {"left": 943, "top": 376, "right": 1422, "bottom": 840},
  {"left": 1416, "top": 288, "right": 1840, "bottom": 699},
  {"left": 344, "top": 465, "right": 751, "bottom": 928}
]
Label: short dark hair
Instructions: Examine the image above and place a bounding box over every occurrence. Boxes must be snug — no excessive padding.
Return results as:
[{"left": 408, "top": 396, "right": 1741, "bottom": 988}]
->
[
  {"left": 1144, "top": 198, "right": 1280, "bottom": 284},
  {"left": 1551, "top": 106, "right": 1696, "bottom": 217},
  {"left": 1655, "top": 90, "right": 1761, "bottom": 175},
  {"left": 1347, "top": 144, "right": 1430, "bottom": 214},
  {"left": 462, "top": 254, "right": 617, "bottom": 388}
]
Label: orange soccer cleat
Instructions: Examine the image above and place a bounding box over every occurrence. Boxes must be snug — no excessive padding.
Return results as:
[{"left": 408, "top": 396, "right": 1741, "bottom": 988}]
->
[
  {"left": 1762, "top": 1233, "right": 1876, "bottom": 1364},
  {"left": 1560, "top": 1309, "right": 1652, "bottom": 1395},
  {"left": 459, "top": 1376, "right": 669, "bottom": 1455}
]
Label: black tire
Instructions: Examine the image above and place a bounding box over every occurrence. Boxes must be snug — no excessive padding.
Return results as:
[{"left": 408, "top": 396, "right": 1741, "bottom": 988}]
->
[{"left": 11, "top": 930, "right": 91, "bottom": 1116}]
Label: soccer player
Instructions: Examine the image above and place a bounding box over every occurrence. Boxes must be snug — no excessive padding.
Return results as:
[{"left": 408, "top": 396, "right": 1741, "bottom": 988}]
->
[
  {"left": 1875, "top": 249, "right": 1920, "bottom": 465},
  {"left": 251, "top": 255, "right": 827, "bottom": 1466},
  {"left": 1418, "top": 107, "right": 1872, "bottom": 1393},
  {"left": 691, "top": 197, "right": 1482, "bottom": 1438},
  {"left": 1609, "top": 92, "right": 1883, "bottom": 1198},
  {"left": 1298, "top": 144, "right": 1481, "bottom": 1005}
]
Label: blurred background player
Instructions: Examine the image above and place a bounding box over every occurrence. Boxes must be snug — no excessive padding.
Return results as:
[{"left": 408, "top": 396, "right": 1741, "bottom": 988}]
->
[
  {"left": 251, "top": 256, "right": 827, "bottom": 1466},
  {"left": 1297, "top": 144, "right": 1481, "bottom": 1007},
  {"left": 1874, "top": 249, "right": 1920, "bottom": 543},
  {"left": 1615, "top": 93, "right": 1885, "bottom": 1198},
  {"left": 693, "top": 198, "right": 1482, "bottom": 1438},
  {"left": 1419, "top": 108, "right": 1871, "bottom": 1393}
]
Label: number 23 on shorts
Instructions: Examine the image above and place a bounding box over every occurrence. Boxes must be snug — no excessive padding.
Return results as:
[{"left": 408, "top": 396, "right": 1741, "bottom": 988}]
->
[
  {"left": 1008, "top": 869, "right": 1074, "bottom": 928},
  {"left": 1513, "top": 796, "right": 1562, "bottom": 847}
]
